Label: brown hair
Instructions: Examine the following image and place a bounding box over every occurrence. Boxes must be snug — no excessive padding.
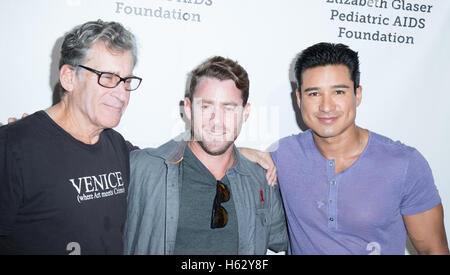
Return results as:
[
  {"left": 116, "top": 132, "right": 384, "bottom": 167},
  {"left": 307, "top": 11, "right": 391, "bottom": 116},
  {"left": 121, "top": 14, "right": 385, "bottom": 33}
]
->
[{"left": 187, "top": 56, "right": 249, "bottom": 106}]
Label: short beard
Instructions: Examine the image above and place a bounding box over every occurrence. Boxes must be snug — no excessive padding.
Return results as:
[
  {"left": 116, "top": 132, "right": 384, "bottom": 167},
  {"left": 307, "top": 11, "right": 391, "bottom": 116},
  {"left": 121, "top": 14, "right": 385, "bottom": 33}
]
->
[{"left": 197, "top": 140, "right": 234, "bottom": 156}]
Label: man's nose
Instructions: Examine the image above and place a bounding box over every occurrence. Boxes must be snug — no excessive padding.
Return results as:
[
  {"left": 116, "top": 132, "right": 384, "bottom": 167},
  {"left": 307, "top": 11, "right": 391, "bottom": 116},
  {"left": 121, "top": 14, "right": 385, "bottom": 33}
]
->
[
  {"left": 111, "top": 81, "right": 129, "bottom": 102},
  {"left": 319, "top": 93, "right": 335, "bottom": 112},
  {"left": 210, "top": 107, "right": 225, "bottom": 123}
]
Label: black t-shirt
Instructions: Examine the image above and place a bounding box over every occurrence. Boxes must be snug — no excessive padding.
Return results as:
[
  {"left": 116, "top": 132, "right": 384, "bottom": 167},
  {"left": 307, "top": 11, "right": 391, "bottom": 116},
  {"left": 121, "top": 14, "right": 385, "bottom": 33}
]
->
[{"left": 0, "top": 111, "right": 131, "bottom": 254}]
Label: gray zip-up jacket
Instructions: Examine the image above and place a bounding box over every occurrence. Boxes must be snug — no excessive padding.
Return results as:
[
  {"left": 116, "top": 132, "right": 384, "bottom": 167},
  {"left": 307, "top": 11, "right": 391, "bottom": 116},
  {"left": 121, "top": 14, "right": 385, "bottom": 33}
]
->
[{"left": 123, "top": 134, "right": 288, "bottom": 255}]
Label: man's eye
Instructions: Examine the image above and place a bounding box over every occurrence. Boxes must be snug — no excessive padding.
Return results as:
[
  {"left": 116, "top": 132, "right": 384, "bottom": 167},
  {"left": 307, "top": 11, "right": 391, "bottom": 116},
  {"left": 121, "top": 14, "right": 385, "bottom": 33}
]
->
[
  {"left": 102, "top": 74, "right": 114, "bottom": 80},
  {"left": 336, "top": 90, "right": 345, "bottom": 95},
  {"left": 308, "top": 92, "right": 319, "bottom": 97},
  {"left": 224, "top": 105, "right": 236, "bottom": 111}
]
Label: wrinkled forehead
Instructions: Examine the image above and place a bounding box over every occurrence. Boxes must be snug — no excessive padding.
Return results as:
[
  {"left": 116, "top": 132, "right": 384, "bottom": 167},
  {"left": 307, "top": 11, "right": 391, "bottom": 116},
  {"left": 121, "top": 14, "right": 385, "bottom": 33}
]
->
[{"left": 83, "top": 41, "right": 134, "bottom": 72}]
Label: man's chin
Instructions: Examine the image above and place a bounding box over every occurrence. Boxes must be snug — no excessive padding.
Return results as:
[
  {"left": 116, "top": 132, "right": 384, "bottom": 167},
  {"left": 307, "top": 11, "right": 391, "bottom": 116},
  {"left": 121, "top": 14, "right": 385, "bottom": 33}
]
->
[
  {"left": 96, "top": 111, "right": 123, "bottom": 129},
  {"left": 96, "top": 120, "right": 120, "bottom": 130},
  {"left": 198, "top": 141, "right": 234, "bottom": 156},
  {"left": 312, "top": 126, "right": 349, "bottom": 139}
]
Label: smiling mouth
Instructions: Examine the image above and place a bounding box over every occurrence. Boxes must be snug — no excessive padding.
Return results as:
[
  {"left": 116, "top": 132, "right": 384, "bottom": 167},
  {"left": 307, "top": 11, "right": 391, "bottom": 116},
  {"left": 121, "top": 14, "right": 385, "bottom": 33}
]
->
[
  {"left": 317, "top": 117, "right": 338, "bottom": 123},
  {"left": 206, "top": 130, "right": 226, "bottom": 136},
  {"left": 104, "top": 104, "right": 123, "bottom": 111}
]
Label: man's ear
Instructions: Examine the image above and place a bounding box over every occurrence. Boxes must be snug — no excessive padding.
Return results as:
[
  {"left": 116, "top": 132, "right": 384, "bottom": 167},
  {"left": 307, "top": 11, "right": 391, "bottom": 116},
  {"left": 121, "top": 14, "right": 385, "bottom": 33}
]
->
[
  {"left": 243, "top": 103, "right": 251, "bottom": 122},
  {"left": 183, "top": 97, "right": 192, "bottom": 121},
  {"left": 296, "top": 89, "right": 302, "bottom": 109},
  {"left": 59, "top": 65, "right": 76, "bottom": 92},
  {"left": 355, "top": 85, "right": 362, "bottom": 107}
]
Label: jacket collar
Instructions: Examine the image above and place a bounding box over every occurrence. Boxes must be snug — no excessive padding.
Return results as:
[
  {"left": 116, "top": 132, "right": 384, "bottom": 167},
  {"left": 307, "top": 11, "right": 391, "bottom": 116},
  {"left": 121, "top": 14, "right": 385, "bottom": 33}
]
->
[{"left": 162, "top": 132, "right": 250, "bottom": 176}]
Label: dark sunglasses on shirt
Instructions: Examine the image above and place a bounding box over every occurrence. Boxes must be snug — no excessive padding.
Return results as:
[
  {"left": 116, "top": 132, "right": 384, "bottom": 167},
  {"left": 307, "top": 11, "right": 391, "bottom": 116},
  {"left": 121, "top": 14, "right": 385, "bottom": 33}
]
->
[{"left": 210, "top": 181, "right": 230, "bottom": 229}]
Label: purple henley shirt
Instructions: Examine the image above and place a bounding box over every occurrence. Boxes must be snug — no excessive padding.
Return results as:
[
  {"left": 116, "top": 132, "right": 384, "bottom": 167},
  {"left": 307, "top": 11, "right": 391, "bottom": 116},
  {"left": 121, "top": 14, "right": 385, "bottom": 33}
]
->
[{"left": 271, "top": 129, "right": 441, "bottom": 255}]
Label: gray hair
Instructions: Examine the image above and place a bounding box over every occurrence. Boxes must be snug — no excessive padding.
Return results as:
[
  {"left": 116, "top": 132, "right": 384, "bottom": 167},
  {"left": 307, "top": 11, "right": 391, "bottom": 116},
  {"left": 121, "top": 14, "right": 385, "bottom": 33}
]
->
[{"left": 59, "top": 19, "right": 138, "bottom": 70}]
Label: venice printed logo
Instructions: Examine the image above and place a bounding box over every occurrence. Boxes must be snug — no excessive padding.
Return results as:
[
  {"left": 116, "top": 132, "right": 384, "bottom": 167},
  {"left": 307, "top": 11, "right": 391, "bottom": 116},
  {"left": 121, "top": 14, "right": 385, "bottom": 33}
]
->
[{"left": 69, "top": 171, "right": 126, "bottom": 204}]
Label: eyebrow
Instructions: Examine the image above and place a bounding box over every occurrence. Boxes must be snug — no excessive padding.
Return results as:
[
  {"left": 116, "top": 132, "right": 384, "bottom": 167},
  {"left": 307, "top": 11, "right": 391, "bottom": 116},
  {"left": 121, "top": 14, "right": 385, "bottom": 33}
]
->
[
  {"left": 92, "top": 67, "right": 133, "bottom": 78},
  {"left": 303, "top": 87, "right": 319, "bottom": 93},
  {"left": 333, "top": 84, "right": 351, "bottom": 89},
  {"left": 114, "top": 72, "right": 135, "bottom": 78},
  {"left": 221, "top": 102, "right": 239, "bottom": 106},
  {"left": 303, "top": 84, "right": 351, "bottom": 93},
  {"left": 197, "top": 99, "right": 238, "bottom": 106}
]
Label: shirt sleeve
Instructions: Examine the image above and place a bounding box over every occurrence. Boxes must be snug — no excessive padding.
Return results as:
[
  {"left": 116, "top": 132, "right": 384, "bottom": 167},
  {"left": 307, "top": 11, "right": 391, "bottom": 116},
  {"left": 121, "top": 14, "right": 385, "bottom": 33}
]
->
[
  {"left": 267, "top": 184, "right": 288, "bottom": 252},
  {"left": 270, "top": 150, "right": 278, "bottom": 168},
  {"left": 400, "top": 148, "right": 441, "bottom": 216},
  {"left": 125, "top": 140, "right": 140, "bottom": 152},
  {"left": 0, "top": 126, "right": 23, "bottom": 237}
]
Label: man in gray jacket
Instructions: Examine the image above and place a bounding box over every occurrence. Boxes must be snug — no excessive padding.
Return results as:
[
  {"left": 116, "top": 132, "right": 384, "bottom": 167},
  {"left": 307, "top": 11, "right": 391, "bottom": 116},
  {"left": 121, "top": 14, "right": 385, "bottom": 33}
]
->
[{"left": 124, "top": 56, "right": 288, "bottom": 255}]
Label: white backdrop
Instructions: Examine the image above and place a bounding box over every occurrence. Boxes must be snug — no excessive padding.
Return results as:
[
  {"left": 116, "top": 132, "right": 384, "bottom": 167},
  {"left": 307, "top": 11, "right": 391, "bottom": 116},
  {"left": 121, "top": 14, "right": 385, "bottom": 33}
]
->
[{"left": 1, "top": 0, "right": 449, "bottom": 254}]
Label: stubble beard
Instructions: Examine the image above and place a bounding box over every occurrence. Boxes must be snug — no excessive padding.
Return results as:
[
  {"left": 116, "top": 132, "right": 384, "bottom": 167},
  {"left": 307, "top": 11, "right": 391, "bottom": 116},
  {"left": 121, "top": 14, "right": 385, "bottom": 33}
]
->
[{"left": 196, "top": 139, "right": 234, "bottom": 156}]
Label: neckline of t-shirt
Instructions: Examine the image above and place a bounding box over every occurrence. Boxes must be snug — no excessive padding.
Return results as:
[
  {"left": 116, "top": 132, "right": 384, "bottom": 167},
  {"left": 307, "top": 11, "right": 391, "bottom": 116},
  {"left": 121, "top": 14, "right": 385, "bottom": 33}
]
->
[
  {"left": 183, "top": 144, "right": 217, "bottom": 183},
  {"left": 305, "top": 129, "right": 373, "bottom": 176},
  {"left": 182, "top": 144, "right": 232, "bottom": 185},
  {"left": 37, "top": 110, "right": 105, "bottom": 150}
]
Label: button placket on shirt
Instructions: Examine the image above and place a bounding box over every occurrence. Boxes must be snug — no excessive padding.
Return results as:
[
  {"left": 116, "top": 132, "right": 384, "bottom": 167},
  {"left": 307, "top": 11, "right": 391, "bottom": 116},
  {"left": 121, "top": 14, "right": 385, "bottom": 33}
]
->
[{"left": 327, "top": 160, "right": 338, "bottom": 230}]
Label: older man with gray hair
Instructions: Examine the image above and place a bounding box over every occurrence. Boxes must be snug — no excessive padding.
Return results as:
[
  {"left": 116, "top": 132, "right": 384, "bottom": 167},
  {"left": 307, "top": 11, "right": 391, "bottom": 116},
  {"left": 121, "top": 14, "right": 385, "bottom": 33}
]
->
[{"left": 0, "top": 20, "right": 142, "bottom": 254}]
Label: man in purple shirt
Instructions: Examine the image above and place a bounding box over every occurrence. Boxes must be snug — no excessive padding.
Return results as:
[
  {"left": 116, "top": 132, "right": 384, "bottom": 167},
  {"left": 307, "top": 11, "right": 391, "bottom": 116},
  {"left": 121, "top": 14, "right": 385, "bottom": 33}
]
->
[{"left": 269, "top": 42, "right": 449, "bottom": 254}]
